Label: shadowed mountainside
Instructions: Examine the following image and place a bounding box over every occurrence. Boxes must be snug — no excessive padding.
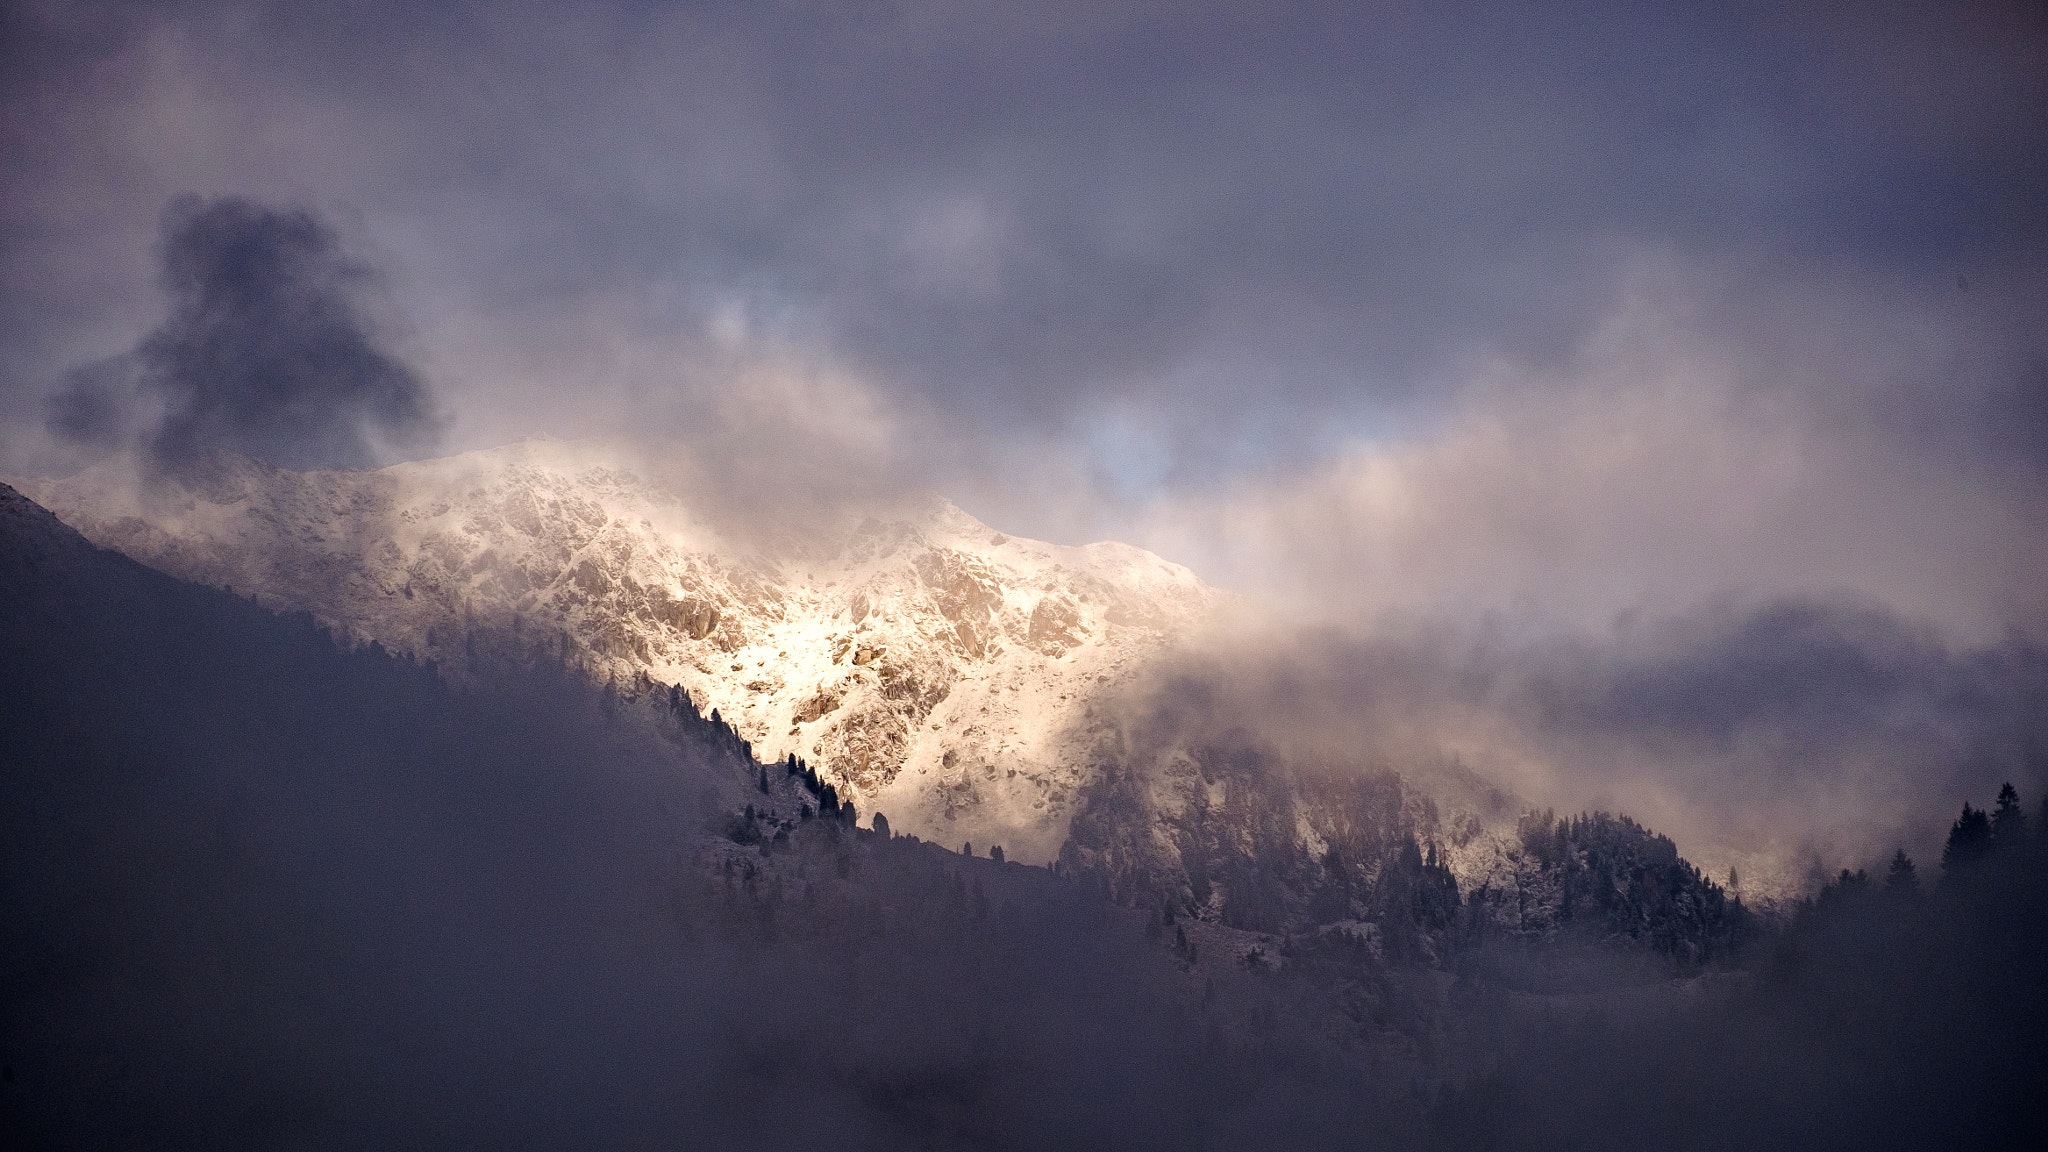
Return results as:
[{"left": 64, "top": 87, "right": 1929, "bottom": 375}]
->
[
  {"left": 5, "top": 480, "right": 2043, "bottom": 1150},
  {"left": 0, "top": 482, "right": 1420, "bottom": 1149}
]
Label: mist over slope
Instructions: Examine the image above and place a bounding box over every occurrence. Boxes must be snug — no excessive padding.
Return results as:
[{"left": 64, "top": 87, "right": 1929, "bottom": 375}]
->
[
  {"left": 7, "top": 478, "right": 2046, "bottom": 1149},
  {"left": 1089, "top": 613, "right": 2048, "bottom": 903},
  {"left": 26, "top": 436, "right": 2048, "bottom": 904},
  {"left": 16, "top": 181, "right": 2039, "bottom": 916}
]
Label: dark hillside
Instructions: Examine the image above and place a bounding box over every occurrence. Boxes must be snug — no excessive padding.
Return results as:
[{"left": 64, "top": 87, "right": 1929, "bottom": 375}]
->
[
  {"left": 8, "top": 480, "right": 2043, "bottom": 1150},
  {"left": 0, "top": 483, "right": 1420, "bottom": 1149},
  {"left": 1, "top": 482, "right": 732, "bottom": 1146}
]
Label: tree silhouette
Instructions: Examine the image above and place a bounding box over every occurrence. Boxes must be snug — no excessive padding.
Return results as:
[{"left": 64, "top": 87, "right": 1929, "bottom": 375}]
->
[
  {"left": 1990, "top": 783, "right": 2028, "bottom": 848},
  {"left": 1884, "top": 849, "right": 1918, "bottom": 894},
  {"left": 1943, "top": 803, "right": 1993, "bottom": 873}
]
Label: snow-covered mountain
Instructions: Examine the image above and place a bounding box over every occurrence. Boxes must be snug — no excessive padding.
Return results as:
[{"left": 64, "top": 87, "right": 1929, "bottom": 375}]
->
[{"left": 20, "top": 440, "right": 1221, "bottom": 860}]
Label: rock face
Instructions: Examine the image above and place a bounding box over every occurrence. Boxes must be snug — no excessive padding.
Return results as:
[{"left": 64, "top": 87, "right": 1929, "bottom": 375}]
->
[{"left": 21, "top": 440, "right": 1220, "bottom": 861}]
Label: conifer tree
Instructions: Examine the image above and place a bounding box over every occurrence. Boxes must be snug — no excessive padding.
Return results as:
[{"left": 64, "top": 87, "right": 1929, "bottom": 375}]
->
[
  {"left": 1884, "top": 849, "right": 1919, "bottom": 894},
  {"left": 1990, "top": 783, "right": 2028, "bottom": 847},
  {"left": 1943, "top": 803, "right": 1993, "bottom": 872}
]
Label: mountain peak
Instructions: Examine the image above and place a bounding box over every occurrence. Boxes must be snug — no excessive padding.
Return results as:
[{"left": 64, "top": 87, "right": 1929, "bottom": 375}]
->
[{"left": 27, "top": 444, "right": 1221, "bottom": 860}]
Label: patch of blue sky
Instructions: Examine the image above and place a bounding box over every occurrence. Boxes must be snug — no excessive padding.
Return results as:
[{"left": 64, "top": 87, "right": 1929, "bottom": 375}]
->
[
  {"left": 1089, "top": 354, "right": 1439, "bottom": 496},
  {"left": 1082, "top": 408, "right": 1174, "bottom": 500}
]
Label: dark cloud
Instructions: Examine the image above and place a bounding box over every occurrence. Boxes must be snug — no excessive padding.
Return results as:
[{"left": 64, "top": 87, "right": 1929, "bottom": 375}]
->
[
  {"left": 44, "top": 195, "right": 441, "bottom": 474},
  {"left": 5, "top": 1, "right": 2044, "bottom": 486}
]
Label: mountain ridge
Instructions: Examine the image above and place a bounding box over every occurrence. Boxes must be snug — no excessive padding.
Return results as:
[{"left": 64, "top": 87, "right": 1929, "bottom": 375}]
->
[{"left": 17, "top": 440, "right": 1224, "bottom": 861}]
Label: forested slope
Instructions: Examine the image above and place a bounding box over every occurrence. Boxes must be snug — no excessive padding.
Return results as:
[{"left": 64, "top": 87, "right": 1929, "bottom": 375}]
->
[
  {"left": 0, "top": 483, "right": 1415, "bottom": 1149},
  {"left": 6, "top": 480, "right": 2042, "bottom": 1150}
]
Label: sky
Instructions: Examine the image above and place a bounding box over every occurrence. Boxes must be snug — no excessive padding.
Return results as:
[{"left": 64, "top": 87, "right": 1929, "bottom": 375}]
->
[{"left": 5, "top": 0, "right": 2046, "bottom": 877}]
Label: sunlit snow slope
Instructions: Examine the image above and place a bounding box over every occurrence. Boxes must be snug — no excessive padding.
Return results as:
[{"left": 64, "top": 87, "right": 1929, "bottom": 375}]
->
[{"left": 24, "top": 440, "right": 1220, "bottom": 860}]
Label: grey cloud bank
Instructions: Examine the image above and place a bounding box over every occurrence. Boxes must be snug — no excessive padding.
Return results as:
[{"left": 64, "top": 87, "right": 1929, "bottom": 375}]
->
[
  {"left": 4, "top": 0, "right": 2045, "bottom": 871},
  {"left": 1141, "top": 297, "right": 2048, "bottom": 641},
  {"left": 7, "top": 3, "right": 2043, "bottom": 476}
]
